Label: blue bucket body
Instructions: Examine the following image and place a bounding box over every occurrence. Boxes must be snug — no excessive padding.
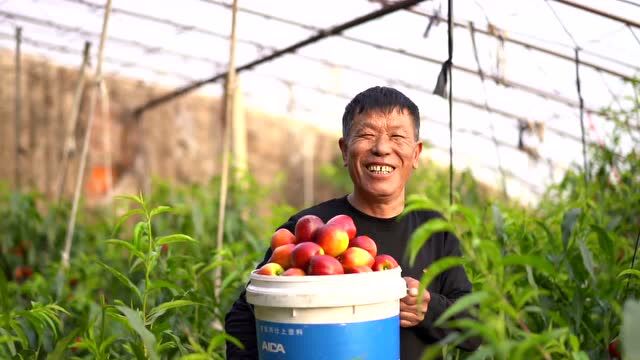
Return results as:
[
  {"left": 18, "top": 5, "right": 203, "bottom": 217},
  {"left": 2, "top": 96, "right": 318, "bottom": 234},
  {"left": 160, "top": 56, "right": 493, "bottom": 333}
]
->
[{"left": 256, "top": 315, "right": 400, "bottom": 360}]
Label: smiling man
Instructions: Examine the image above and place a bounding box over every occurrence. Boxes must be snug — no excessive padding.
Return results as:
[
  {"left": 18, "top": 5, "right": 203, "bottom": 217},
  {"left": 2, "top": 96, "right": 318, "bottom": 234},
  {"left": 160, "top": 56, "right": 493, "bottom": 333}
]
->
[{"left": 225, "top": 86, "right": 479, "bottom": 359}]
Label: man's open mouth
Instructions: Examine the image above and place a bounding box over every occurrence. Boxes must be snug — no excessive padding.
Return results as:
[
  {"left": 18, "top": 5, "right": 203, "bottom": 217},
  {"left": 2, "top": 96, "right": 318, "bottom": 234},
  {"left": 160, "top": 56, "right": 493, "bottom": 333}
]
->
[{"left": 366, "top": 165, "right": 394, "bottom": 175}]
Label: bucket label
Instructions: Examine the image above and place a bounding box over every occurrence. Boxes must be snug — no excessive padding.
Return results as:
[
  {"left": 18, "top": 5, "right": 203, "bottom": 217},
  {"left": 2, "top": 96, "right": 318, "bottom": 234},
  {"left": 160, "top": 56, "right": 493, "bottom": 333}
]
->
[{"left": 256, "top": 316, "right": 399, "bottom": 360}]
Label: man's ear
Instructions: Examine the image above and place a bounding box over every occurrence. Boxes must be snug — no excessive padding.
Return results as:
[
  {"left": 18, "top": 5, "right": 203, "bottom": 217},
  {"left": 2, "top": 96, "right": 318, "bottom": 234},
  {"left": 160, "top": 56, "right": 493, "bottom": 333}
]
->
[
  {"left": 412, "top": 141, "right": 423, "bottom": 169},
  {"left": 338, "top": 138, "right": 348, "bottom": 166}
]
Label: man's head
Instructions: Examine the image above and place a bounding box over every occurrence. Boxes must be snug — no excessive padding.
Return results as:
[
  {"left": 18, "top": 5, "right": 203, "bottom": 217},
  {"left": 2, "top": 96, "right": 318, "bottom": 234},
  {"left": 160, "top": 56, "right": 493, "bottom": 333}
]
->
[
  {"left": 339, "top": 86, "right": 423, "bottom": 205},
  {"left": 342, "top": 86, "right": 420, "bottom": 141}
]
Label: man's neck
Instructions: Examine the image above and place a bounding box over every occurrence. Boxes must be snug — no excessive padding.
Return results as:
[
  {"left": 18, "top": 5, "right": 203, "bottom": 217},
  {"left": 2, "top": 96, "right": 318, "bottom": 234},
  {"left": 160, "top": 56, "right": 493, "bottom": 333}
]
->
[{"left": 347, "top": 191, "right": 405, "bottom": 219}]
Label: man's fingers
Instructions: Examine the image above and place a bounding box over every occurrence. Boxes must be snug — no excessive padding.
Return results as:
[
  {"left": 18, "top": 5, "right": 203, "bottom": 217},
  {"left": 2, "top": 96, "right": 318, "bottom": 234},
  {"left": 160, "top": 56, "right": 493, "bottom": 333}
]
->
[
  {"left": 400, "top": 276, "right": 429, "bottom": 327},
  {"left": 399, "top": 310, "right": 418, "bottom": 322},
  {"left": 399, "top": 310, "right": 424, "bottom": 328},
  {"left": 404, "top": 276, "right": 420, "bottom": 287},
  {"left": 420, "top": 301, "right": 429, "bottom": 313},
  {"left": 401, "top": 294, "right": 430, "bottom": 307},
  {"left": 401, "top": 295, "right": 417, "bottom": 306},
  {"left": 400, "top": 319, "right": 414, "bottom": 328},
  {"left": 400, "top": 302, "right": 427, "bottom": 317},
  {"left": 400, "top": 301, "right": 416, "bottom": 312}
]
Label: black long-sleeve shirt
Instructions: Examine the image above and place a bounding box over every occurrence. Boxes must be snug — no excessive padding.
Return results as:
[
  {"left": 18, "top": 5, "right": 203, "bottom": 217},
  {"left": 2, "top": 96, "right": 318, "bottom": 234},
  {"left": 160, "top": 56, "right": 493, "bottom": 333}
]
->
[{"left": 224, "top": 196, "right": 480, "bottom": 359}]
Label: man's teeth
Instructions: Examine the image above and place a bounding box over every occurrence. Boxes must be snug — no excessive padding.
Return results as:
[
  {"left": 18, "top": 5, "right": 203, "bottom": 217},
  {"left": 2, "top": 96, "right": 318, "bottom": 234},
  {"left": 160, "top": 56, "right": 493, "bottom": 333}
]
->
[{"left": 367, "top": 165, "right": 393, "bottom": 174}]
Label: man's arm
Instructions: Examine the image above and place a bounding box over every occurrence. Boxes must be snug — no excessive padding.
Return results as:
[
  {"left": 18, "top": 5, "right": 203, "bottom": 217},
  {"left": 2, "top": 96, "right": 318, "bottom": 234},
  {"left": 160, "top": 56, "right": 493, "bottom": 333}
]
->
[
  {"left": 224, "top": 219, "right": 298, "bottom": 359},
  {"left": 224, "top": 249, "right": 272, "bottom": 359}
]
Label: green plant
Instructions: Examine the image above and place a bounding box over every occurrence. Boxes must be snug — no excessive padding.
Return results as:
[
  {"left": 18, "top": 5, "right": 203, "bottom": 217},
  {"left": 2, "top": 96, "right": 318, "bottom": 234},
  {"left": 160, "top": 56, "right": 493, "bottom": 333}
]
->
[{"left": 401, "top": 81, "right": 639, "bottom": 359}]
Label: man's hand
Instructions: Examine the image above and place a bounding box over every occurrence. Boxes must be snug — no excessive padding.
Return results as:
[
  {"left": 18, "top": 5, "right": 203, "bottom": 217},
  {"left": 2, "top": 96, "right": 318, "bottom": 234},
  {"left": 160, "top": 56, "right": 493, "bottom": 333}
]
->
[{"left": 400, "top": 276, "right": 430, "bottom": 328}]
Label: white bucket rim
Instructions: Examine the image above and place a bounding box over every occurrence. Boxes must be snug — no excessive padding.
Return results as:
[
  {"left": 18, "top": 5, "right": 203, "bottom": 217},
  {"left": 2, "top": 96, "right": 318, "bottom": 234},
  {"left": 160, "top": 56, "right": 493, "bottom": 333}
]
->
[
  {"left": 246, "top": 267, "right": 407, "bottom": 308},
  {"left": 249, "top": 266, "right": 402, "bottom": 282}
]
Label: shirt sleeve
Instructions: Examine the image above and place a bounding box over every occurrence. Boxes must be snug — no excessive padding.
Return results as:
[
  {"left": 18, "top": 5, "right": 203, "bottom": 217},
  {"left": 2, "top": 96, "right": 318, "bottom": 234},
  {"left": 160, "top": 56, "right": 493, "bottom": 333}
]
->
[
  {"left": 224, "top": 248, "right": 271, "bottom": 359},
  {"left": 224, "top": 220, "right": 297, "bottom": 359},
  {"left": 415, "top": 231, "right": 482, "bottom": 351}
]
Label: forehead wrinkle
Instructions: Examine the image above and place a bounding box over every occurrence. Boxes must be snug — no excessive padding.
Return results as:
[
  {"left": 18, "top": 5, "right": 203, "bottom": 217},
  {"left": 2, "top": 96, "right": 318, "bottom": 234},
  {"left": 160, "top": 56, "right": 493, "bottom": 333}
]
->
[{"left": 354, "top": 112, "right": 409, "bottom": 134}]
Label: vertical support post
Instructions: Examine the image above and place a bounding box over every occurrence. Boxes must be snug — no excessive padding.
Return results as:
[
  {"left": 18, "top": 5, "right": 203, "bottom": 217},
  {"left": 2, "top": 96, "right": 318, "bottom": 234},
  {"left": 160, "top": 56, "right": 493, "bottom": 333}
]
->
[
  {"left": 303, "top": 134, "right": 316, "bottom": 208},
  {"left": 232, "top": 80, "right": 248, "bottom": 181},
  {"left": 574, "top": 48, "right": 589, "bottom": 185},
  {"left": 215, "top": 0, "right": 239, "bottom": 299},
  {"left": 61, "top": 0, "right": 112, "bottom": 272},
  {"left": 99, "top": 80, "right": 113, "bottom": 198},
  {"left": 14, "top": 27, "right": 22, "bottom": 189},
  {"left": 55, "top": 42, "right": 91, "bottom": 201}
]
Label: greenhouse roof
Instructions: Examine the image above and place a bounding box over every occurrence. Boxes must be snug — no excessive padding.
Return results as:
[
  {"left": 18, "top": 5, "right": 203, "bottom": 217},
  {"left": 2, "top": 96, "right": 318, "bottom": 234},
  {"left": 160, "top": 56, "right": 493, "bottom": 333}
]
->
[{"left": 1, "top": 0, "right": 639, "bottom": 204}]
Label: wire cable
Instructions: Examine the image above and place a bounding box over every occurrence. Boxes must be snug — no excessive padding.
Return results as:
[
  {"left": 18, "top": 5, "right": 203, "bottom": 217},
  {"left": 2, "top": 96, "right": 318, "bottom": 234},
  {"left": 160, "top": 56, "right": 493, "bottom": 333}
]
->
[
  {"left": 629, "top": 25, "right": 640, "bottom": 46},
  {"left": 545, "top": 0, "right": 579, "bottom": 47},
  {"left": 574, "top": 48, "right": 589, "bottom": 184}
]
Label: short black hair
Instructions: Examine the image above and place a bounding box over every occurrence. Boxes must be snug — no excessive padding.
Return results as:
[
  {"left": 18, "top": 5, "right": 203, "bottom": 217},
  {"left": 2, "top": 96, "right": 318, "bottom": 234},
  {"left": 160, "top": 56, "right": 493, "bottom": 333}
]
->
[{"left": 342, "top": 86, "right": 420, "bottom": 140}]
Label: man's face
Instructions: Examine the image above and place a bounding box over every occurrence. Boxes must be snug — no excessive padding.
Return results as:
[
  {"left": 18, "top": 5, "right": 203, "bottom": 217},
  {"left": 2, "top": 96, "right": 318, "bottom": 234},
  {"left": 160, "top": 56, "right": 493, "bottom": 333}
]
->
[{"left": 339, "top": 108, "right": 423, "bottom": 201}]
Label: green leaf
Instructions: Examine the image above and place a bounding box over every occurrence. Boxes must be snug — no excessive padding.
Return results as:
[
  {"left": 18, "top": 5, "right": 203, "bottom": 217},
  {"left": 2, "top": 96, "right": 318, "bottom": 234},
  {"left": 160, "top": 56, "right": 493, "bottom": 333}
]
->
[
  {"left": 450, "top": 204, "right": 480, "bottom": 231},
  {"left": 106, "top": 239, "right": 146, "bottom": 259},
  {"left": 130, "top": 257, "right": 146, "bottom": 274},
  {"left": 21, "top": 311, "right": 45, "bottom": 341},
  {"left": 514, "top": 287, "right": 542, "bottom": 309},
  {"left": 164, "top": 331, "right": 189, "bottom": 355},
  {"left": 156, "top": 234, "right": 197, "bottom": 246},
  {"left": 618, "top": 269, "right": 640, "bottom": 279},
  {"left": 405, "top": 219, "right": 455, "bottom": 267},
  {"left": 571, "top": 351, "right": 590, "bottom": 360},
  {"left": 446, "top": 318, "right": 500, "bottom": 347},
  {"left": 220, "top": 271, "right": 241, "bottom": 293},
  {"left": 134, "top": 221, "right": 147, "bottom": 248},
  {"left": 400, "top": 195, "right": 440, "bottom": 218},
  {"left": 207, "top": 332, "right": 244, "bottom": 353},
  {"left": 180, "top": 355, "right": 211, "bottom": 360},
  {"left": 0, "top": 271, "right": 8, "bottom": 314},
  {"left": 147, "top": 280, "right": 182, "bottom": 295},
  {"left": 590, "top": 224, "right": 614, "bottom": 263},
  {"left": 0, "top": 328, "right": 16, "bottom": 356},
  {"left": 500, "top": 255, "right": 554, "bottom": 274},
  {"left": 106, "top": 311, "right": 128, "bottom": 326},
  {"left": 9, "top": 321, "right": 28, "bottom": 349},
  {"left": 534, "top": 220, "right": 558, "bottom": 249},
  {"left": 417, "top": 256, "right": 466, "bottom": 307},
  {"left": 47, "top": 329, "right": 80, "bottom": 360},
  {"left": 461, "top": 346, "right": 495, "bottom": 360},
  {"left": 150, "top": 206, "right": 172, "bottom": 218},
  {"left": 492, "top": 205, "right": 505, "bottom": 246},
  {"left": 622, "top": 300, "right": 640, "bottom": 359},
  {"left": 434, "top": 291, "right": 488, "bottom": 327},
  {"left": 512, "top": 328, "right": 568, "bottom": 359},
  {"left": 418, "top": 343, "right": 446, "bottom": 360},
  {"left": 99, "top": 336, "right": 119, "bottom": 355},
  {"left": 157, "top": 340, "right": 177, "bottom": 354},
  {"left": 113, "top": 208, "right": 145, "bottom": 235},
  {"left": 561, "top": 208, "right": 581, "bottom": 250},
  {"left": 577, "top": 239, "right": 596, "bottom": 281},
  {"left": 115, "top": 194, "right": 144, "bottom": 205},
  {"left": 116, "top": 305, "right": 158, "bottom": 360},
  {"left": 195, "top": 260, "right": 233, "bottom": 278},
  {"left": 147, "top": 300, "right": 197, "bottom": 325},
  {"left": 97, "top": 262, "right": 142, "bottom": 303}
]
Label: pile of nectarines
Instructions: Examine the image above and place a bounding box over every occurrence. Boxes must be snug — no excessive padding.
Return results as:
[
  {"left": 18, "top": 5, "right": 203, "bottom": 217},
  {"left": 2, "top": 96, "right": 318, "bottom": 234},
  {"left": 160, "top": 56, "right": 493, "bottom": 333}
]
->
[{"left": 256, "top": 214, "right": 399, "bottom": 276}]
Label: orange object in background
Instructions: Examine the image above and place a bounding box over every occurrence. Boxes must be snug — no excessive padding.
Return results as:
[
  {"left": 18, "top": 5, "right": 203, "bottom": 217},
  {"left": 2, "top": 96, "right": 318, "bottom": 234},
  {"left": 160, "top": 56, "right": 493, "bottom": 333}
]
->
[{"left": 85, "top": 166, "right": 113, "bottom": 196}]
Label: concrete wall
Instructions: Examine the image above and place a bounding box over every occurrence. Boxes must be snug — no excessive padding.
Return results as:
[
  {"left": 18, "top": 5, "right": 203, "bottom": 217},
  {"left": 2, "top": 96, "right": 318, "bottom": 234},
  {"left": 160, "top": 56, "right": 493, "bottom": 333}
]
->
[{"left": 0, "top": 50, "right": 344, "bottom": 208}]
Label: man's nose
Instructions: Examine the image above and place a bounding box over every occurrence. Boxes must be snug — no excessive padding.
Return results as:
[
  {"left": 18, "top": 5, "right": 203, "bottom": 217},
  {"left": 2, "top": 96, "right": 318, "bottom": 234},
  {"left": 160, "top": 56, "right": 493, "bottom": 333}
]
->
[{"left": 371, "top": 135, "right": 392, "bottom": 156}]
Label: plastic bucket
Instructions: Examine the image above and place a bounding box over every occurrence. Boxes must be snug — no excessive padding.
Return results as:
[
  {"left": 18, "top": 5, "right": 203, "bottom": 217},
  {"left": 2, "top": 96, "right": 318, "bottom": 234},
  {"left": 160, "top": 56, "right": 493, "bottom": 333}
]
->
[{"left": 246, "top": 267, "right": 407, "bottom": 360}]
